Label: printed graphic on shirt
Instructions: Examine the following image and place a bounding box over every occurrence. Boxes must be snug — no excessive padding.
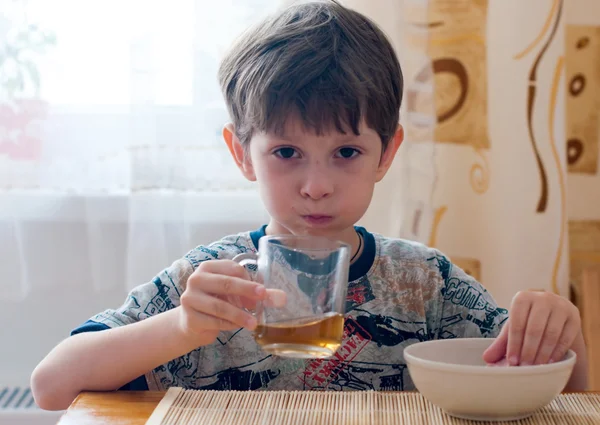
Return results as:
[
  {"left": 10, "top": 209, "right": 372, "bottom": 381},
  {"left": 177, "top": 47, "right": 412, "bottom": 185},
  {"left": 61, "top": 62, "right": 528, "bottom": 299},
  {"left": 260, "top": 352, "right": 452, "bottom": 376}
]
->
[
  {"left": 351, "top": 308, "right": 429, "bottom": 346},
  {"left": 298, "top": 313, "right": 424, "bottom": 390},
  {"left": 154, "top": 351, "right": 199, "bottom": 389},
  {"left": 345, "top": 278, "right": 376, "bottom": 311},
  {"left": 304, "top": 361, "right": 409, "bottom": 391},
  {"left": 437, "top": 313, "right": 464, "bottom": 339},
  {"left": 428, "top": 252, "right": 508, "bottom": 338},
  {"left": 196, "top": 356, "right": 280, "bottom": 391},
  {"left": 429, "top": 253, "right": 452, "bottom": 281},
  {"left": 144, "top": 277, "right": 177, "bottom": 316},
  {"left": 467, "top": 307, "right": 508, "bottom": 336},
  {"left": 216, "top": 328, "right": 245, "bottom": 346},
  {"left": 299, "top": 316, "right": 372, "bottom": 389}
]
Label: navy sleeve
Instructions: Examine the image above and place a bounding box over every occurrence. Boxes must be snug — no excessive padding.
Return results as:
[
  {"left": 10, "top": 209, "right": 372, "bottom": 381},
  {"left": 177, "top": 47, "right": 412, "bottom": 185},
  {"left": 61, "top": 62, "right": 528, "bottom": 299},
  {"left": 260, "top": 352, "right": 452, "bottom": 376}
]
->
[
  {"left": 70, "top": 320, "right": 110, "bottom": 335},
  {"left": 70, "top": 320, "right": 149, "bottom": 391}
]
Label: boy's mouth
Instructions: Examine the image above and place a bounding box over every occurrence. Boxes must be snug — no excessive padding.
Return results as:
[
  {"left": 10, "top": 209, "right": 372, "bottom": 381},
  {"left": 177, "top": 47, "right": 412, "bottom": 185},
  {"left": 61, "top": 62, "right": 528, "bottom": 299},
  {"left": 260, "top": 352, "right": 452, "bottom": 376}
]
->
[{"left": 302, "top": 215, "right": 334, "bottom": 226}]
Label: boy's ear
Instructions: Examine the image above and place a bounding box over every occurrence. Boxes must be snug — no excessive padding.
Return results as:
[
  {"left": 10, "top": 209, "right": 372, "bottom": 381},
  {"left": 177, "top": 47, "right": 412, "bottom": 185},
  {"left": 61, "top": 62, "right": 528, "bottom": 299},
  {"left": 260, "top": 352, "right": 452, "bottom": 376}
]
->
[
  {"left": 375, "top": 124, "right": 404, "bottom": 182},
  {"left": 223, "top": 123, "right": 256, "bottom": 181}
]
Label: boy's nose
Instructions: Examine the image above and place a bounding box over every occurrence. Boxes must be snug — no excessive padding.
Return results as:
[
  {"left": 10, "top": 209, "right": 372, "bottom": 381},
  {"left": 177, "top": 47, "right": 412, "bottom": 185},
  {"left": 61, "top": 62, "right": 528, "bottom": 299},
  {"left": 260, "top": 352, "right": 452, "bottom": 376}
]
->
[{"left": 300, "top": 169, "right": 334, "bottom": 200}]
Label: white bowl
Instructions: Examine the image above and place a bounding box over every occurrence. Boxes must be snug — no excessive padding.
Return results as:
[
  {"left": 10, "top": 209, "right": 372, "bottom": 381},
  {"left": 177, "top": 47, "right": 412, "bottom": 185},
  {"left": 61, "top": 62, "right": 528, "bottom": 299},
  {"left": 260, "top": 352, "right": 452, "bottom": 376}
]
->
[{"left": 404, "top": 338, "right": 576, "bottom": 422}]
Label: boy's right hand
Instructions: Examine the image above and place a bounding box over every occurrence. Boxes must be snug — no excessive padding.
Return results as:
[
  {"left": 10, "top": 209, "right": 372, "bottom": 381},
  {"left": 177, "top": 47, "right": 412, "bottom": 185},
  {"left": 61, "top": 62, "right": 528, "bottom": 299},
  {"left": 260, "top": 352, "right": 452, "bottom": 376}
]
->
[{"left": 178, "top": 260, "right": 268, "bottom": 343}]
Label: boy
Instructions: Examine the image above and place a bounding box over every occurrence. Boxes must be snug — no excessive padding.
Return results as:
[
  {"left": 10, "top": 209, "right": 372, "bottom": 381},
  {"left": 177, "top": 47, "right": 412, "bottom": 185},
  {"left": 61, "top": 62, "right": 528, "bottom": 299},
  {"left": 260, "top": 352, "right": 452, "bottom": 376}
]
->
[{"left": 31, "top": 0, "right": 588, "bottom": 411}]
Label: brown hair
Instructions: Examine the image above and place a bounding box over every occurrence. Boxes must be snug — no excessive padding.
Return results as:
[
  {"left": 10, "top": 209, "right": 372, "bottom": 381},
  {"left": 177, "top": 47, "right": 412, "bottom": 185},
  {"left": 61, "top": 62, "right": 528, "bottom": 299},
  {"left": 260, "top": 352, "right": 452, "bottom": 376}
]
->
[{"left": 218, "top": 0, "right": 403, "bottom": 149}]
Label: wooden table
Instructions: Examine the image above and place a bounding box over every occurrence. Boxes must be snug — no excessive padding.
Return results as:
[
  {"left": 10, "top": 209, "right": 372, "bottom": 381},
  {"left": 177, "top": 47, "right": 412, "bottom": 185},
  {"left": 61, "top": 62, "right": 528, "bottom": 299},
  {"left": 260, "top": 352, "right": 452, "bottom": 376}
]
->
[
  {"left": 57, "top": 391, "right": 164, "bottom": 425},
  {"left": 56, "top": 391, "right": 599, "bottom": 425}
]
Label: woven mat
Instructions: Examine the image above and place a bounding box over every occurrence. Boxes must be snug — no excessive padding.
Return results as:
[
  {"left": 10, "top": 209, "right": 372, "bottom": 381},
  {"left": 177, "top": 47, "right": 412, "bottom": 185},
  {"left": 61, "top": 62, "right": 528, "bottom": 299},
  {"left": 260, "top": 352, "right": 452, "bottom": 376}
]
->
[{"left": 145, "top": 388, "right": 600, "bottom": 425}]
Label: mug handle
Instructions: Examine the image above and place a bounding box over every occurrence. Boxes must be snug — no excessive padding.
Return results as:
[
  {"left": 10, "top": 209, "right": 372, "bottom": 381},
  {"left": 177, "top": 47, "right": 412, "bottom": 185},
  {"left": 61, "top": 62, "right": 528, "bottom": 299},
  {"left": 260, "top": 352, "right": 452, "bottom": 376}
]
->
[
  {"left": 232, "top": 252, "right": 260, "bottom": 314},
  {"left": 232, "top": 252, "right": 258, "bottom": 270}
]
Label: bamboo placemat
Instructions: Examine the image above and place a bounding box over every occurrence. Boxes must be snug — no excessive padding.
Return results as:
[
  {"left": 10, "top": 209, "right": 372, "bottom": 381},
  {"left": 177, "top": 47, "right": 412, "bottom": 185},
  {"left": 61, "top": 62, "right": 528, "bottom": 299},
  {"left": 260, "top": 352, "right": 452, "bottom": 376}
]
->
[{"left": 145, "top": 388, "right": 600, "bottom": 425}]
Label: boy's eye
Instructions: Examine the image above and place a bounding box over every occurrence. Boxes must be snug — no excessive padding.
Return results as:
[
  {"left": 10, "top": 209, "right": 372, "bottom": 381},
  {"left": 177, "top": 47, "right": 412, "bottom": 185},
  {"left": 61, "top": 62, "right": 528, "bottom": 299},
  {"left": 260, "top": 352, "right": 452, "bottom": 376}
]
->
[
  {"left": 274, "top": 147, "right": 298, "bottom": 159},
  {"left": 336, "top": 147, "right": 360, "bottom": 159}
]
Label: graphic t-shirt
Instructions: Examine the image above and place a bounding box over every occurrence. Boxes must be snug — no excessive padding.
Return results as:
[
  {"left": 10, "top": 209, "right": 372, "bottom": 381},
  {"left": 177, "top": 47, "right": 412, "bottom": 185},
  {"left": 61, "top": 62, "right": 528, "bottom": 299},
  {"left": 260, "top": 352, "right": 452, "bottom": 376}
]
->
[{"left": 72, "top": 226, "right": 508, "bottom": 391}]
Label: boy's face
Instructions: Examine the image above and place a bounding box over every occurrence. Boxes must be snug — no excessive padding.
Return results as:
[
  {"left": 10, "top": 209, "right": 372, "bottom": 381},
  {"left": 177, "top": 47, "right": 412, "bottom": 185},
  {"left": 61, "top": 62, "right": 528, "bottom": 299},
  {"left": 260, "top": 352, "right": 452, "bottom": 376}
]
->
[{"left": 224, "top": 116, "right": 403, "bottom": 242}]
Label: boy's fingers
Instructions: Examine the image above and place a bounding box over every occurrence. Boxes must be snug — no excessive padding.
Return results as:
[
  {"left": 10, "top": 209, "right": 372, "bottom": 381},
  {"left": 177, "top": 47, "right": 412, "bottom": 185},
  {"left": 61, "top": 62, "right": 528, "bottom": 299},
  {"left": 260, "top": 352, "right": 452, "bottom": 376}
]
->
[
  {"left": 519, "top": 303, "right": 551, "bottom": 366},
  {"left": 550, "top": 317, "right": 579, "bottom": 363},
  {"left": 197, "top": 259, "right": 252, "bottom": 281},
  {"left": 189, "top": 273, "right": 266, "bottom": 300},
  {"left": 534, "top": 311, "right": 567, "bottom": 365},
  {"left": 232, "top": 289, "right": 287, "bottom": 313},
  {"left": 187, "top": 311, "right": 242, "bottom": 332},
  {"left": 482, "top": 321, "right": 508, "bottom": 364},
  {"left": 237, "top": 295, "right": 260, "bottom": 311},
  {"left": 183, "top": 292, "right": 257, "bottom": 330},
  {"left": 507, "top": 294, "right": 532, "bottom": 365},
  {"left": 264, "top": 289, "right": 288, "bottom": 308},
  {"left": 487, "top": 357, "right": 510, "bottom": 367}
]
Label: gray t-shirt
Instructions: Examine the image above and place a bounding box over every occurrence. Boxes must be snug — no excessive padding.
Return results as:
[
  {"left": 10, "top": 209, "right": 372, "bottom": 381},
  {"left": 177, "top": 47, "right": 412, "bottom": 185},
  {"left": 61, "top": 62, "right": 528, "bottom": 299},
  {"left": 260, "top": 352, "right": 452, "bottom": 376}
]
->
[{"left": 72, "top": 226, "right": 508, "bottom": 391}]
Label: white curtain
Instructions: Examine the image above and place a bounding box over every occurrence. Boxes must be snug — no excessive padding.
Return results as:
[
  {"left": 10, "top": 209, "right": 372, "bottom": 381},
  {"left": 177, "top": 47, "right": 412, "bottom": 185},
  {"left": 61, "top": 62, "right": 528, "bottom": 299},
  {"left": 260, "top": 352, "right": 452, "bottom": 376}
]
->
[
  {"left": 0, "top": 0, "right": 418, "bottom": 306},
  {"left": 13, "top": 0, "right": 597, "bottom": 312},
  {"left": 0, "top": 0, "right": 278, "bottom": 302}
]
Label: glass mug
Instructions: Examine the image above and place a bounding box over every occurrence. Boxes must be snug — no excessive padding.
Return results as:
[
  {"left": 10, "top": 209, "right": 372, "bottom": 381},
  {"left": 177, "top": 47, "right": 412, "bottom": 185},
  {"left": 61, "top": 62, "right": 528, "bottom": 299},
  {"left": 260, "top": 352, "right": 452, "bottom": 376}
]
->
[{"left": 233, "top": 235, "right": 350, "bottom": 359}]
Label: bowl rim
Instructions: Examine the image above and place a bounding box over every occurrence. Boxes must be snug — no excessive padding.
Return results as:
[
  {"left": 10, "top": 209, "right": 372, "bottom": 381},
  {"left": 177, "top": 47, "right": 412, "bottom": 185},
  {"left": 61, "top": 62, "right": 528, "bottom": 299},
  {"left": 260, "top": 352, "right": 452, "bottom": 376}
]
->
[{"left": 404, "top": 338, "right": 577, "bottom": 376}]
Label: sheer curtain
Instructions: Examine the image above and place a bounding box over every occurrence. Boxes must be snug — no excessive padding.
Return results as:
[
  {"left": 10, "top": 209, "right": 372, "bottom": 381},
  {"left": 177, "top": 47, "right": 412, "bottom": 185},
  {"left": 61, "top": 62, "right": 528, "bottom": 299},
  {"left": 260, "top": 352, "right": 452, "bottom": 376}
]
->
[{"left": 0, "top": 0, "right": 280, "bottom": 302}]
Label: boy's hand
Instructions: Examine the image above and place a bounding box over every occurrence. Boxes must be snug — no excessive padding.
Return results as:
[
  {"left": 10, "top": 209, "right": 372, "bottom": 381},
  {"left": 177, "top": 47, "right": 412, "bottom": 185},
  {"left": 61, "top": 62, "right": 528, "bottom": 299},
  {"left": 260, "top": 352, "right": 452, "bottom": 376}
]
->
[
  {"left": 178, "top": 260, "right": 268, "bottom": 343},
  {"left": 483, "top": 290, "right": 582, "bottom": 366}
]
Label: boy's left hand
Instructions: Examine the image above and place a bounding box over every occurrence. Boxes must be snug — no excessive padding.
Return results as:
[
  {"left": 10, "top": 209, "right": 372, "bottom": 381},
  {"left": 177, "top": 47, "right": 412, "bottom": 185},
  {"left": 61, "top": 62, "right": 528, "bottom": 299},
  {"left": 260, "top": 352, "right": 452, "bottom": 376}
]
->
[{"left": 483, "top": 290, "right": 582, "bottom": 366}]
